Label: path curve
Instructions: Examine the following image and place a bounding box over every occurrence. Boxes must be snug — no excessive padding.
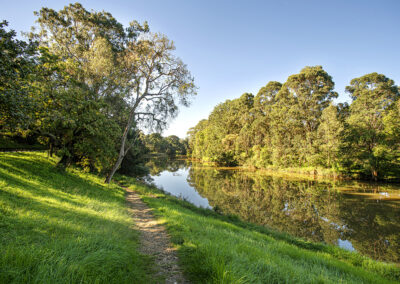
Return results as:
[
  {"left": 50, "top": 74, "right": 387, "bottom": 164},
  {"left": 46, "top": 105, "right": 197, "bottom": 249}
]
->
[{"left": 125, "top": 187, "right": 188, "bottom": 284}]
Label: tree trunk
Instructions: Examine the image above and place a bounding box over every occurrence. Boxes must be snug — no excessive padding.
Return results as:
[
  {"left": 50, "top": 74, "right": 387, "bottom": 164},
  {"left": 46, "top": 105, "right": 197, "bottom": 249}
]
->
[
  {"left": 372, "top": 169, "right": 378, "bottom": 181},
  {"left": 49, "top": 143, "right": 54, "bottom": 157},
  {"left": 105, "top": 155, "right": 124, "bottom": 183},
  {"left": 57, "top": 154, "right": 71, "bottom": 169},
  {"left": 105, "top": 109, "right": 136, "bottom": 184}
]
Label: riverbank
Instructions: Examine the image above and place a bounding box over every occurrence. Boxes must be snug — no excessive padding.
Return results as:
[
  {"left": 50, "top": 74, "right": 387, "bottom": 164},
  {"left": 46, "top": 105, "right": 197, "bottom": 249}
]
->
[
  {"left": 0, "top": 152, "right": 154, "bottom": 283},
  {"left": 2, "top": 152, "right": 399, "bottom": 283},
  {"left": 117, "top": 174, "right": 400, "bottom": 283},
  {"left": 188, "top": 157, "right": 400, "bottom": 182}
]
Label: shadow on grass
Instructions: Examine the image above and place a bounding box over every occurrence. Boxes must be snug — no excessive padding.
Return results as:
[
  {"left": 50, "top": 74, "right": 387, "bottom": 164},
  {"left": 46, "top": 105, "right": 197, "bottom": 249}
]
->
[
  {"left": 0, "top": 188, "right": 129, "bottom": 237},
  {"left": 1, "top": 153, "right": 121, "bottom": 201},
  {"left": 0, "top": 152, "right": 155, "bottom": 284}
]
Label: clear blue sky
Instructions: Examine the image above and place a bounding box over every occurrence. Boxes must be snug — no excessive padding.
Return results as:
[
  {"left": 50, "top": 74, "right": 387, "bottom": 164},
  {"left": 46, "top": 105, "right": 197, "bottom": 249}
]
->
[{"left": 1, "top": 0, "right": 399, "bottom": 138}]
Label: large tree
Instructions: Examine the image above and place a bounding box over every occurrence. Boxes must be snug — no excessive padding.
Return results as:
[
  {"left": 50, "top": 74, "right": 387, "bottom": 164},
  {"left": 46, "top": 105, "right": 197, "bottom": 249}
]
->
[
  {"left": 105, "top": 33, "right": 196, "bottom": 183},
  {"left": 270, "top": 66, "right": 337, "bottom": 166},
  {"left": 343, "top": 73, "right": 400, "bottom": 180}
]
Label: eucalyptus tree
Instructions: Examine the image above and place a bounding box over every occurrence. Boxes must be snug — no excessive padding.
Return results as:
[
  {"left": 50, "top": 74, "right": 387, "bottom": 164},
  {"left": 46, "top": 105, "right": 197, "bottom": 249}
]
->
[
  {"left": 254, "top": 81, "right": 281, "bottom": 111},
  {"left": 30, "top": 3, "right": 148, "bottom": 168},
  {"left": 105, "top": 33, "right": 196, "bottom": 183},
  {"left": 343, "top": 73, "right": 400, "bottom": 180},
  {"left": 32, "top": 3, "right": 138, "bottom": 95},
  {"left": 30, "top": 3, "right": 196, "bottom": 177},
  {"left": 271, "top": 66, "right": 337, "bottom": 166}
]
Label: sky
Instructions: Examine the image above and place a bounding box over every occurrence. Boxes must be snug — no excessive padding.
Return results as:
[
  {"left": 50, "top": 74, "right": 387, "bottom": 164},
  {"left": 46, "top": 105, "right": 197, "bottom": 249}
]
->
[{"left": 1, "top": 0, "right": 399, "bottom": 138}]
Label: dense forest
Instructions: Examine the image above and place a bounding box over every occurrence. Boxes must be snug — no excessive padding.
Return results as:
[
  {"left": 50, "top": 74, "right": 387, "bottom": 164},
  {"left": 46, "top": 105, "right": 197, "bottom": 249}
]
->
[
  {"left": 0, "top": 3, "right": 196, "bottom": 182},
  {"left": 188, "top": 66, "right": 400, "bottom": 180}
]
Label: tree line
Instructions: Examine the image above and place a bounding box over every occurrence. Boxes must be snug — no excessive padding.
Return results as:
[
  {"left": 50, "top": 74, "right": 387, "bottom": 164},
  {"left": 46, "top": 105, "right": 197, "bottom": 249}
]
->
[
  {"left": 0, "top": 3, "right": 196, "bottom": 182},
  {"left": 188, "top": 66, "right": 400, "bottom": 181}
]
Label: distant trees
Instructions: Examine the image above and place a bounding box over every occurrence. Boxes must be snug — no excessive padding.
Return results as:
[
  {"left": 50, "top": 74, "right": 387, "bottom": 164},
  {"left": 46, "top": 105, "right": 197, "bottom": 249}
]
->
[
  {"left": 144, "top": 133, "right": 187, "bottom": 156},
  {"left": 188, "top": 67, "right": 400, "bottom": 180}
]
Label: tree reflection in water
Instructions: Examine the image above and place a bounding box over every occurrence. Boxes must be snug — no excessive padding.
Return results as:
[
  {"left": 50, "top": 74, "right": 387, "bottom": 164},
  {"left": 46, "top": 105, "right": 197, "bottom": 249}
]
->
[{"left": 145, "top": 158, "right": 400, "bottom": 263}]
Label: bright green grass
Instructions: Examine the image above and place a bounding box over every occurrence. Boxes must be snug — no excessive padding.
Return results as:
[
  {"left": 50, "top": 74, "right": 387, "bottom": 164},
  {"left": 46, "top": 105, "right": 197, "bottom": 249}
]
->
[
  {"left": 117, "top": 175, "right": 400, "bottom": 284},
  {"left": 0, "top": 152, "right": 153, "bottom": 284}
]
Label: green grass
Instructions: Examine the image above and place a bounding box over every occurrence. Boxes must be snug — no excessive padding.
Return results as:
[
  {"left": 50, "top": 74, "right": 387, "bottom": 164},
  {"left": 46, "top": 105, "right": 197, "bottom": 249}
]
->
[
  {"left": 117, "top": 175, "right": 400, "bottom": 284},
  {"left": 0, "top": 152, "right": 154, "bottom": 284}
]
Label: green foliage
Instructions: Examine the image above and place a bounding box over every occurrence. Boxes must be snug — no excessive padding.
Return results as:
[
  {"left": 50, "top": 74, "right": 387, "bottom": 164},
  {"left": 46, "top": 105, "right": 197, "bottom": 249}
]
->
[
  {"left": 315, "top": 103, "right": 344, "bottom": 168},
  {"left": 0, "top": 21, "right": 37, "bottom": 130},
  {"left": 0, "top": 152, "right": 154, "bottom": 283},
  {"left": 1, "top": 3, "right": 195, "bottom": 180},
  {"left": 144, "top": 133, "right": 187, "bottom": 157},
  {"left": 342, "top": 73, "right": 400, "bottom": 180},
  {"left": 188, "top": 67, "right": 400, "bottom": 180},
  {"left": 31, "top": 52, "right": 122, "bottom": 171},
  {"left": 117, "top": 175, "right": 400, "bottom": 283},
  {"left": 29, "top": 3, "right": 137, "bottom": 171},
  {"left": 118, "top": 130, "right": 150, "bottom": 177},
  {"left": 105, "top": 29, "right": 196, "bottom": 183}
]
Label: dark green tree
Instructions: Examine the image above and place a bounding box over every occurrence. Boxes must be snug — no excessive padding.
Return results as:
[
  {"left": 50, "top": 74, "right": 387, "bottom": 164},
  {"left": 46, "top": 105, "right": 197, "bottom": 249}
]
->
[
  {"left": 271, "top": 66, "right": 337, "bottom": 166},
  {"left": 343, "top": 73, "right": 400, "bottom": 180},
  {"left": 0, "top": 21, "right": 37, "bottom": 131}
]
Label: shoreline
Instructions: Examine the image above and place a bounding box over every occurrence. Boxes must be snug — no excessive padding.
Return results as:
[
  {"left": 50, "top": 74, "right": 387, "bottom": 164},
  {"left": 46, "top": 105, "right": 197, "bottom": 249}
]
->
[
  {"left": 186, "top": 157, "right": 400, "bottom": 183},
  {"left": 117, "top": 174, "right": 400, "bottom": 283}
]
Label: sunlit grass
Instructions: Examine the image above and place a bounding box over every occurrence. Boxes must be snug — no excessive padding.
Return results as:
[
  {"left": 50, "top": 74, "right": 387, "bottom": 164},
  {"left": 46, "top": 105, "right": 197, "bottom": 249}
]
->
[
  {"left": 0, "top": 152, "right": 153, "bottom": 283},
  {"left": 118, "top": 175, "right": 400, "bottom": 284}
]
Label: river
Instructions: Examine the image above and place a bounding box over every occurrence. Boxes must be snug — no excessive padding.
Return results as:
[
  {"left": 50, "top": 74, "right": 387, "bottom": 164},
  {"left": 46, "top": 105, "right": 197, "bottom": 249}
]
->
[{"left": 145, "top": 157, "right": 400, "bottom": 263}]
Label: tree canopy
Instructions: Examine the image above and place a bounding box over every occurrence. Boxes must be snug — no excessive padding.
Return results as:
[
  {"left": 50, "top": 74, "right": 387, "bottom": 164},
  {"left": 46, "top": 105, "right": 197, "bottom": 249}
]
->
[
  {"left": 188, "top": 67, "right": 400, "bottom": 180},
  {"left": 0, "top": 3, "right": 195, "bottom": 181}
]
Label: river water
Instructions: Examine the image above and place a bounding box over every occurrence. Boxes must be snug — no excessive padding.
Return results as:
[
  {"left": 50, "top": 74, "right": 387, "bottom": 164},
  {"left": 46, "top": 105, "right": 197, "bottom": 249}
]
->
[{"left": 146, "top": 157, "right": 400, "bottom": 263}]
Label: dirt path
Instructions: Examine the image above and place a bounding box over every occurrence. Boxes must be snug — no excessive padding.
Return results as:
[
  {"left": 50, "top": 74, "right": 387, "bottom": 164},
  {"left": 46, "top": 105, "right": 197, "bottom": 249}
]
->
[{"left": 125, "top": 187, "right": 188, "bottom": 284}]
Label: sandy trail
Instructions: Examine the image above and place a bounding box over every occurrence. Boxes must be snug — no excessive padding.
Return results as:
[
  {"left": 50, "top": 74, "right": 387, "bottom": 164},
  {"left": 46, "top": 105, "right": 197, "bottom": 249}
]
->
[{"left": 125, "top": 187, "right": 188, "bottom": 284}]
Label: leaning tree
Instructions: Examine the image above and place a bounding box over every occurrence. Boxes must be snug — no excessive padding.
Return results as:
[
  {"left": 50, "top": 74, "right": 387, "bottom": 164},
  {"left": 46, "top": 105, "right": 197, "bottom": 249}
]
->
[{"left": 105, "top": 33, "right": 196, "bottom": 183}]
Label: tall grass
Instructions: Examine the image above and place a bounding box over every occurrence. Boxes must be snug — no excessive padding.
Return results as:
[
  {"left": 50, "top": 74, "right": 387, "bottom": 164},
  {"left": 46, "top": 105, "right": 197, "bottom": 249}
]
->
[
  {"left": 0, "top": 152, "right": 153, "bottom": 283},
  {"left": 117, "top": 175, "right": 400, "bottom": 284}
]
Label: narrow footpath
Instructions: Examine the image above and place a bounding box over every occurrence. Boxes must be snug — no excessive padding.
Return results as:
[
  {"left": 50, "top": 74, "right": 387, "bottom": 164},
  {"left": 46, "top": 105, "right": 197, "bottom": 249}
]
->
[{"left": 125, "top": 187, "right": 188, "bottom": 284}]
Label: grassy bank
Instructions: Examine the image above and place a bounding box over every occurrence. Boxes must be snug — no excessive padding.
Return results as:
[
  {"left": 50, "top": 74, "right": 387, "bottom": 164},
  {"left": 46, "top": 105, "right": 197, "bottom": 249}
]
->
[
  {"left": 117, "top": 175, "right": 400, "bottom": 284},
  {"left": 0, "top": 152, "right": 153, "bottom": 283}
]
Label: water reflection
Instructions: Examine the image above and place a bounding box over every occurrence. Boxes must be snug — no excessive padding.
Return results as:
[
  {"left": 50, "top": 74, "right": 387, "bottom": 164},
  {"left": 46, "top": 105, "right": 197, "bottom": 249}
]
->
[
  {"left": 151, "top": 168, "right": 211, "bottom": 209},
  {"left": 146, "top": 158, "right": 400, "bottom": 263}
]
